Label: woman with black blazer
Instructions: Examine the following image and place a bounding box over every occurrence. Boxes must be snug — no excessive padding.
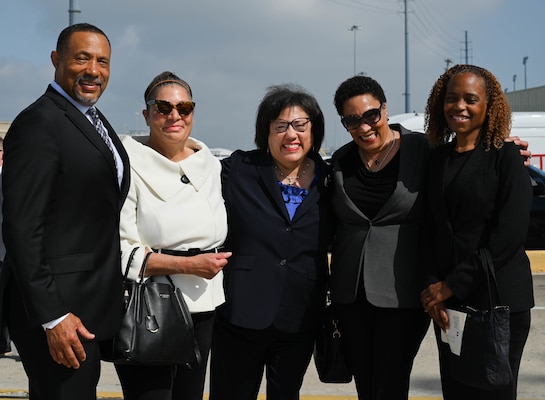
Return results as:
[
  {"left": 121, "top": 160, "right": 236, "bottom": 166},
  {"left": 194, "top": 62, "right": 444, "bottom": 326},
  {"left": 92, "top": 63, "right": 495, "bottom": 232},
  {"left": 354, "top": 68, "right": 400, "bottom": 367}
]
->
[
  {"left": 421, "top": 64, "right": 534, "bottom": 400},
  {"left": 210, "top": 84, "right": 333, "bottom": 400},
  {"left": 329, "top": 75, "right": 431, "bottom": 399}
]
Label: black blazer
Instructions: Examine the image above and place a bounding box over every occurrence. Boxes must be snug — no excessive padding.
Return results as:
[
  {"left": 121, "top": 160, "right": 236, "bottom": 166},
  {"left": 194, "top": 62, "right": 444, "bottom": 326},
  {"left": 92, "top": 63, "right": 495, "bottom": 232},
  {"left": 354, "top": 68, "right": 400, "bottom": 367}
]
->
[
  {"left": 424, "top": 140, "right": 534, "bottom": 312},
  {"left": 2, "top": 86, "right": 130, "bottom": 339},
  {"left": 330, "top": 127, "right": 429, "bottom": 307},
  {"left": 219, "top": 149, "right": 333, "bottom": 333}
]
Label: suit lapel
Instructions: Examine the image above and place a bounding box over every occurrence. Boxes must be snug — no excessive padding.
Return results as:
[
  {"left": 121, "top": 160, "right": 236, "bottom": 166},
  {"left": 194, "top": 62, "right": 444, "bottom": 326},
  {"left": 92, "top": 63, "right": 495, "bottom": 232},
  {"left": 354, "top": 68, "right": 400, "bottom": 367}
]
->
[
  {"left": 255, "top": 151, "right": 322, "bottom": 223},
  {"left": 105, "top": 119, "right": 131, "bottom": 205},
  {"left": 332, "top": 142, "right": 371, "bottom": 221},
  {"left": 256, "top": 155, "right": 292, "bottom": 222},
  {"left": 375, "top": 132, "right": 422, "bottom": 221},
  {"left": 45, "top": 87, "right": 123, "bottom": 191}
]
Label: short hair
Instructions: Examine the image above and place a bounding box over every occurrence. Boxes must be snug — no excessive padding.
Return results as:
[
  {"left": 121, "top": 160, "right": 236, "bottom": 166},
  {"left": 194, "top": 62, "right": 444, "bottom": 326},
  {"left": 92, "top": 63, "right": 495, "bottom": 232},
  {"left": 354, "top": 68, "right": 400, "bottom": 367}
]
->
[
  {"left": 425, "top": 64, "right": 511, "bottom": 150},
  {"left": 254, "top": 84, "right": 325, "bottom": 152},
  {"left": 333, "top": 76, "right": 387, "bottom": 116},
  {"left": 144, "top": 71, "right": 193, "bottom": 103},
  {"left": 56, "top": 23, "right": 110, "bottom": 55}
]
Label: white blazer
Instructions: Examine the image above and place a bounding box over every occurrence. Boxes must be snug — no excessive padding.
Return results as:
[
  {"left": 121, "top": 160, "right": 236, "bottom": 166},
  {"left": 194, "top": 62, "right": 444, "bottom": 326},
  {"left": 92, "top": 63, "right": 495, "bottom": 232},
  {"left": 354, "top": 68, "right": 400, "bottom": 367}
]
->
[{"left": 119, "top": 135, "right": 227, "bottom": 312}]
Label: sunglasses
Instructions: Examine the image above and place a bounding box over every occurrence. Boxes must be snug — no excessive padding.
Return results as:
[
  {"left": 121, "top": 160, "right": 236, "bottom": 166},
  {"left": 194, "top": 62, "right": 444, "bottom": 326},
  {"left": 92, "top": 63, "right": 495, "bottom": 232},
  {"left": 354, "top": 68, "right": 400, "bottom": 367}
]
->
[
  {"left": 271, "top": 118, "right": 311, "bottom": 133},
  {"left": 147, "top": 99, "right": 195, "bottom": 116},
  {"left": 340, "top": 104, "right": 383, "bottom": 131}
]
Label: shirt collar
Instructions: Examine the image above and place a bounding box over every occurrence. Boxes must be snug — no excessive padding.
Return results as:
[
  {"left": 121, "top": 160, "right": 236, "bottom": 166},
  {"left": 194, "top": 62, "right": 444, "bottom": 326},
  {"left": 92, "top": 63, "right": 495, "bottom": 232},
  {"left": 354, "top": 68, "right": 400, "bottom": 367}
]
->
[{"left": 50, "top": 80, "right": 93, "bottom": 114}]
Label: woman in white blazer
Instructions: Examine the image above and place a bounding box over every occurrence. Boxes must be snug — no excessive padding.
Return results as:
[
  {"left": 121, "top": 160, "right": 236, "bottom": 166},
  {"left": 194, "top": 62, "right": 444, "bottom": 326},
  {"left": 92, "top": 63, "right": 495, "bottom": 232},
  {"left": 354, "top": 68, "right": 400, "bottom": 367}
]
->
[{"left": 115, "top": 71, "right": 232, "bottom": 400}]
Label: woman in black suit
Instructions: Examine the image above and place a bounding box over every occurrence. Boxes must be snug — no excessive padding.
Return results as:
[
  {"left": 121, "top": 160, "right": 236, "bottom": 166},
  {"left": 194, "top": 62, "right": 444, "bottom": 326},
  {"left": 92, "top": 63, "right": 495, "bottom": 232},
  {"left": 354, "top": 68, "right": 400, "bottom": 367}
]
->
[
  {"left": 421, "top": 64, "right": 534, "bottom": 400},
  {"left": 210, "top": 84, "right": 333, "bottom": 400},
  {"left": 329, "top": 75, "right": 431, "bottom": 399}
]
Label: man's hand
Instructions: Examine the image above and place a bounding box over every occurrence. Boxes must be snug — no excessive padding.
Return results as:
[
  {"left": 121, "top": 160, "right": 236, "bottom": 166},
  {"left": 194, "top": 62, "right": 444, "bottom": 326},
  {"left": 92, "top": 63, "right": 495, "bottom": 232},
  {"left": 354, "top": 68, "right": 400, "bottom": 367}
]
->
[{"left": 45, "top": 313, "right": 95, "bottom": 369}]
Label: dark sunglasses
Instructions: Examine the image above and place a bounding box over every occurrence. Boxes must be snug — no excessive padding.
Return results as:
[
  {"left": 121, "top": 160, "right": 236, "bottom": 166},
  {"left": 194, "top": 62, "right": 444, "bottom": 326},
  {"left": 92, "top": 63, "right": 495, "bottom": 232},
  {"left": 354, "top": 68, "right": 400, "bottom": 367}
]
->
[
  {"left": 340, "top": 104, "right": 383, "bottom": 131},
  {"left": 147, "top": 99, "right": 195, "bottom": 116}
]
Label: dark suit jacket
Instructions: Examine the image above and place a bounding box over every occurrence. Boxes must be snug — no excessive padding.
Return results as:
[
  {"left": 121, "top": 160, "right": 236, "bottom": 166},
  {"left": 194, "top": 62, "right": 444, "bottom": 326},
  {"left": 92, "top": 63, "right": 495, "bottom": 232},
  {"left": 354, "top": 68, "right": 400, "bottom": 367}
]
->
[
  {"left": 424, "top": 140, "right": 534, "bottom": 312},
  {"left": 2, "top": 85, "right": 130, "bottom": 340},
  {"left": 330, "top": 126, "right": 429, "bottom": 307},
  {"left": 219, "top": 149, "right": 333, "bottom": 333}
]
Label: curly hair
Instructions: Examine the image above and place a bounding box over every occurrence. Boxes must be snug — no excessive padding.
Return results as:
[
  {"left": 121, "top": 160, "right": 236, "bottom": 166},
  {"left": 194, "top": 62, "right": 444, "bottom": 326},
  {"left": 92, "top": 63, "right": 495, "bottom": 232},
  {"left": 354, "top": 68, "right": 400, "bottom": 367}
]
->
[
  {"left": 254, "top": 84, "right": 325, "bottom": 152},
  {"left": 424, "top": 64, "right": 511, "bottom": 150},
  {"left": 333, "top": 76, "right": 387, "bottom": 116}
]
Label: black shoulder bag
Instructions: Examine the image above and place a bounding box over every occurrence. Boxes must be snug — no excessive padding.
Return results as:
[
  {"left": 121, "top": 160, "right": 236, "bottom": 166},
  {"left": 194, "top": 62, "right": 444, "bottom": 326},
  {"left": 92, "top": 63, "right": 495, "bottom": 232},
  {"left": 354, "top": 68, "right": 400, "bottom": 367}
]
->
[
  {"left": 449, "top": 248, "right": 512, "bottom": 389},
  {"left": 108, "top": 249, "right": 201, "bottom": 367}
]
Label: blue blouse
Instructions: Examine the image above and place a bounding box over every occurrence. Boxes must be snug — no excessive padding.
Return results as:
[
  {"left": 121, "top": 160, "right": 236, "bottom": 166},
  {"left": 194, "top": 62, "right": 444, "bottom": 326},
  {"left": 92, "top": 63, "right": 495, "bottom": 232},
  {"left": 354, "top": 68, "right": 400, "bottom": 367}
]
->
[{"left": 277, "top": 183, "right": 308, "bottom": 220}]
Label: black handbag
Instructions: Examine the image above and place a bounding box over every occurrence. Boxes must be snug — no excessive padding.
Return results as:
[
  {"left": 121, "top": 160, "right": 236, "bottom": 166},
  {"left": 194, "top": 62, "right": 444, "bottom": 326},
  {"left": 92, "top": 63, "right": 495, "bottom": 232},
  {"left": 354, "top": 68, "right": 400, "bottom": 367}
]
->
[
  {"left": 109, "top": 249, "right": 201, "bottom": 366},
  {"left": 313, "top": 290, "right": 352, "bottom": 383},
  {"left": 448, "top": 248, "right": 512, "bottom": 389}
]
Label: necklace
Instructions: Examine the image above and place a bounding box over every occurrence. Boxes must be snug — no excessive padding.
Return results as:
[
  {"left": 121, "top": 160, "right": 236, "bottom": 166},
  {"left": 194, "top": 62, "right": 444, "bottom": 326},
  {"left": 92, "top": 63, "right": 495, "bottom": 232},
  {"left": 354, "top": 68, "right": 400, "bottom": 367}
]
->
[
  {"left": 361, "top": 129, "right": 396, "bottom": 172},
  {"left": 274, "top": 159, "right": 310, "bottom": 186}
]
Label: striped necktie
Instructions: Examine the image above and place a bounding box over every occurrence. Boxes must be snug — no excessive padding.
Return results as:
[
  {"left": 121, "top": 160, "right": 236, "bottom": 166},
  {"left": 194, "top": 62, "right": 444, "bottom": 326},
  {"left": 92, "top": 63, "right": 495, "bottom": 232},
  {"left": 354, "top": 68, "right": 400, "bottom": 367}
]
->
[{"left": 87, "top": 106, "right": 119, "bottom": 174}]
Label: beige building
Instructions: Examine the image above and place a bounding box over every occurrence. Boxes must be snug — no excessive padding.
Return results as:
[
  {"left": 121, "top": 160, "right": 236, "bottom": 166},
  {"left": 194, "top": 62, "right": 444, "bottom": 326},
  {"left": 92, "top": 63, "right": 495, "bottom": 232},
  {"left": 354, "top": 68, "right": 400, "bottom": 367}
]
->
[{"left": 506, "top": 85, "right": 545, "bottom": 111}]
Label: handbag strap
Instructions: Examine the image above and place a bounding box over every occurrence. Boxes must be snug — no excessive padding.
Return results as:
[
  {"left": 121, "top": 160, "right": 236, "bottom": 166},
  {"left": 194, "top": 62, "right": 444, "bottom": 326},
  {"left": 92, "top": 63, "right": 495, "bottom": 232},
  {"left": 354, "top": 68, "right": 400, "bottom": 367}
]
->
[
  {"left": 125, "top": 249, "right": 176, "bottom": 287},
  {"left": 138, "top": 252, "right": 153, "bottom": 283},
  {"left": 165, "top": 275, "right": 176, "bottom": 289},
  {"left": 122, "top": 247, "right": 139, "bottom": 282},
  {"left": 477, "top": 248, "right": 503, "bottom": 308}
]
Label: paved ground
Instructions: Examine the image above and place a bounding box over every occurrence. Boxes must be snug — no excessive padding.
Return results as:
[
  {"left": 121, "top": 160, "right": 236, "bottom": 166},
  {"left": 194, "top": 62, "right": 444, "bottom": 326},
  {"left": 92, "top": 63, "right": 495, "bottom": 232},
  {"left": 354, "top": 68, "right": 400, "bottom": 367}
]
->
[{"left": 1, "top": 267, "right": 544, "bottom": 399}]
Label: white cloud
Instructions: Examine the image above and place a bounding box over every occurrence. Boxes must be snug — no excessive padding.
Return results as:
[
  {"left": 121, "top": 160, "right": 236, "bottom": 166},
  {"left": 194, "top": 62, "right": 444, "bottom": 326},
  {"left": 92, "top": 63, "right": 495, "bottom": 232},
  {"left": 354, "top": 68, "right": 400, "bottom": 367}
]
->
[{"left": 117, "top": 25, "right": 141, "bottom": 54}]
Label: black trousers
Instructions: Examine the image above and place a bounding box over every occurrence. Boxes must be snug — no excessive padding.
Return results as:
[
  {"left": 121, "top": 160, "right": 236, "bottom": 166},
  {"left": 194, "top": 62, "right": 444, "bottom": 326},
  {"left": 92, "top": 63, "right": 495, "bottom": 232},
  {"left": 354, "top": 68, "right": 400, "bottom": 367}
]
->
[
  {"left": 209, "top": 312, "right": 316, "bottom": 400},
  {"left": 436, "top": 309, "right": 531, "bottom": 400},
  {"left": 115, "top": 311, "right": 215, "bottom": 400},
  {"left": 6, "top": 283, "right": 102, "bottom": 400},
  {"left": 335, "top": 287, "right": 431, "bottom": 400}
]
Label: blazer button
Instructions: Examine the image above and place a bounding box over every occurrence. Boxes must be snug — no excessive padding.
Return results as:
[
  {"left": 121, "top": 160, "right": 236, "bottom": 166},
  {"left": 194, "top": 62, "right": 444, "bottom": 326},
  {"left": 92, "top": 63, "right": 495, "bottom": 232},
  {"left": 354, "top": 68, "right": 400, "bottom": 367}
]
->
[
  {"left": 285, "top": 226, "right": 292, "bottom": 232},
  {"left": 279, "top": 259, "right": 287, "bottom": 266}
]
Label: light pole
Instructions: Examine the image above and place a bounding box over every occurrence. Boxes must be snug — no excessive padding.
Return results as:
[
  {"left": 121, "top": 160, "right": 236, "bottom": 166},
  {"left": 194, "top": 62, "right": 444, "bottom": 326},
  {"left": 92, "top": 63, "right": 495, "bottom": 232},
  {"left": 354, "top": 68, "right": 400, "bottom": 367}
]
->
[
  {"left": 348, "top": 25, "right": 362, "bottom": 76},
  {"left": 523, "top": 56, "right": 528, "bottom": 89},
  {"left": 68, "top": 0, "right": 81, "bottom": 25},
  {"left": 513, "top": 74, "right": 517, "bottom": 92}
]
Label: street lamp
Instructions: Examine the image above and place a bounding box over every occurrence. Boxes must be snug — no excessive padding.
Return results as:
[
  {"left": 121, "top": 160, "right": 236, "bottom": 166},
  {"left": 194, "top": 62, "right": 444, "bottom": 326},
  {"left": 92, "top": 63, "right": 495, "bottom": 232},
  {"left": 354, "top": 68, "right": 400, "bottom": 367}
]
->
[
  {"left": 348, "top": 25, "right": 362, "bottom": 76},
  {"left": 513, "top": 74, "right": 517, "bottom": 92},
  {"left": 68, "top": 0, "right": 81, "bottom": 25},
  {"left": 523, "top": 56, "right": 528, "bottom": 89}
]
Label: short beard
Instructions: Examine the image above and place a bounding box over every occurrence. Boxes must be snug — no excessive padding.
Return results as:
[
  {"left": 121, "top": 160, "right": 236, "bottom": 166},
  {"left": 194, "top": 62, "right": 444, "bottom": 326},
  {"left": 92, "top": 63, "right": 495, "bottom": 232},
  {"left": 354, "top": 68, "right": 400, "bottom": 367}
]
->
[
  {"left": 74, "top": 76, "right": 103, "bottom": 105},
  {"left": 75, "top": 93, "right": 99, "bottom": 105}
]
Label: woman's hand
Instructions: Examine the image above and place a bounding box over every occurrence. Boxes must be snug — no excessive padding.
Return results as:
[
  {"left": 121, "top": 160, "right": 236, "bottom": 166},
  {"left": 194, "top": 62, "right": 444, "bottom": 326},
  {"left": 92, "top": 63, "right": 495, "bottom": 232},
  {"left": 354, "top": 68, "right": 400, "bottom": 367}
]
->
[
  {"left": 420, "top": 281, "right": 453, "bottom": 311},
  {"left": 421, "top": 282, "right": 453, "bottom": 331},
  {"left": 427, "top": 303, "right": 450, "bottom": 331},
  {"left": 185, "top": 252, "right": 232, "bottom": 279}
]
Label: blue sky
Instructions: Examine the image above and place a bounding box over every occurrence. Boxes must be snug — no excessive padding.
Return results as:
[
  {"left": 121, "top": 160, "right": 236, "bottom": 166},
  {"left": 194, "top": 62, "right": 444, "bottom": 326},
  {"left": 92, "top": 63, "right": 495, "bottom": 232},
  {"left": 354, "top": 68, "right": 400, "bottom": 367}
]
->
[{"left": 1, "top": 0, "right": 543, "bottom": 151}]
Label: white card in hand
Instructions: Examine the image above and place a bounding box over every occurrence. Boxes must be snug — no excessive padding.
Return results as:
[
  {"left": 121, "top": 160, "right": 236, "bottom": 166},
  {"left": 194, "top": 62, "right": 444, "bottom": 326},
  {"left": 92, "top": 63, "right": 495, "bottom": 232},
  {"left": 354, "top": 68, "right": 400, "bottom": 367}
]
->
[{"left": 440, "top": 308, "right": 467, "bottom": 356}]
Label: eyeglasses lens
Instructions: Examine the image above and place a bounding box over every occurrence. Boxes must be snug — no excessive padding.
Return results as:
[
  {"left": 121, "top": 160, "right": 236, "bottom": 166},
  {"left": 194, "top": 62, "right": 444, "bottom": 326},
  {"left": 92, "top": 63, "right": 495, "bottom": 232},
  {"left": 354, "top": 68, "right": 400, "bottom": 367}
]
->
[
  {"left": 273, "top": 118, "right": 311, "bottom": 133},
  {"left": 341, "top": 106, "right": 382, "bottom": 130},
  {"left": 153, "top": 100, "right": 195, "bottom": 116}
]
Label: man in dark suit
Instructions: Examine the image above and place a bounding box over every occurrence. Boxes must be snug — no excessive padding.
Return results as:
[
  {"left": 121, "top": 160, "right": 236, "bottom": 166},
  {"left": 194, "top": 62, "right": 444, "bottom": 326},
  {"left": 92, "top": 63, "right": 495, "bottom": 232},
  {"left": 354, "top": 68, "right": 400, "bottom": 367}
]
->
[{"left": 2, "top": 23, "right": 130, "bottom": 399}]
